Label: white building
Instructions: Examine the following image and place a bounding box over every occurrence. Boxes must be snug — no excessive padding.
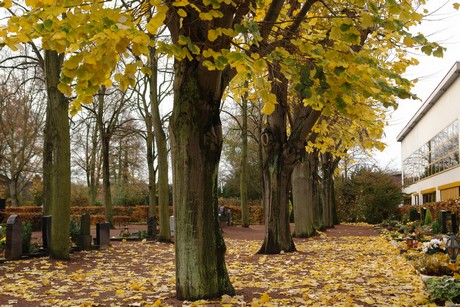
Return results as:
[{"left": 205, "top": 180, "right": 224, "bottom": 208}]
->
[{"left": 397, "top": 61, "right": 460, "bottom": 205}]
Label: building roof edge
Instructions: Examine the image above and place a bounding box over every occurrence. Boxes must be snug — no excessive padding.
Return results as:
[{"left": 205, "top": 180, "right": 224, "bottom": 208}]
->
[{"left": 396, "top": 61, "right": 460, "bottom": 142}]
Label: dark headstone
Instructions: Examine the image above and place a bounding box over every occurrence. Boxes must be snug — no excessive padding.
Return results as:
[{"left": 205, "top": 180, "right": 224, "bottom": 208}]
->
[
  {"left": 451, "top": 213, "right": 458, "bottom": 234},
  {"left": 42, "top": 215, "right": 52, "bottom": 251},
  {"left": 441, "top": 210, "right": 448, "bottom": 234},
  {"left": 96, "top": 222, "right": 110, "bottom": 249},
  {"left": 0, "top": 199, "right": 6, "bottom": 211},
  {"left": 147, "top": 216, "right": 156, "bottom": 239},
  {"left": 5, "top": 215, "right": 22, "bottom": 260},
  {"left": 77, "top": 213, "right": 92, "bottom": 250},
  {"left": 421, "top": 207, "right": 427, "bottom": 223}
]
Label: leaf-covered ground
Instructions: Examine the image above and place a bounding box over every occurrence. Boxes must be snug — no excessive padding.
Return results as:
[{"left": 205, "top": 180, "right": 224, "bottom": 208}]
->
[{"left": 0, "top": 225, "right": 431, "bottom": 306}]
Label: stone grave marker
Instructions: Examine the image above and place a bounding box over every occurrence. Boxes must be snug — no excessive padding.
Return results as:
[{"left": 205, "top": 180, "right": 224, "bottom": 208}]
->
[
  {"left": 96, "top": 222, "right": 110, "bottom": 249},
  {"left": 441, "top": 210, "right": 449, "bottom": 234},
  {"left": 77, "top": 213, "right": 92, "bottom": 250},
  {"left": 5, "top": 215, "right": 22, "bottom": 260},
  {"left": 0, "top": 198, "right": 5, "bottom": 211},
  {"left": 451, "top": 213, "right": 458, "bottom": 234},
  {"left": 42, "top": 215, "right": 52, "bottom": 252}
]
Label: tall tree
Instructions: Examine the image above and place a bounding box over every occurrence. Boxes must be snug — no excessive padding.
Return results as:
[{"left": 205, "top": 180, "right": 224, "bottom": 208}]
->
[
  {"left": 44, "top": 50, "right": 71, "bottom": 259},
  {"left": 0, "top": 70, "right": 44, "bottom": 206},
  {"left": 0, "top": 0, "right": 447, "bottom": 299}
]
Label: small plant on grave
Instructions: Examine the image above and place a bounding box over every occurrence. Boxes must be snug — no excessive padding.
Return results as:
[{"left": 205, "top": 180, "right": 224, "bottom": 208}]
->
[
  {"left": 426, "top": 276, "right": 460, "bottom": 305},
  {"left": 69, "top": 215, "right": 80, "bottom": 244},
  {"left": 138, "top": 230, "right": 148, "bottom": 239},
  {"left": 411, "top": 253, "right": 454, "bottom": 276},
  {"left": 424, "top": 209, "right": 433, "bottom": 226},
  {"left": 431, "top": 221, "right": 441, "bottom": 234},
  {"left": 22, "top": 222, "right": 33, "bottom": 254},
  {"left": 0, "top": 224, "right": 6, "bottom": 250},
  {"left": 119, "top": 226, "right": 131, "bottom": 238},
  {"left": 422, "top": 237, "right": 447, "bottom": 255}
]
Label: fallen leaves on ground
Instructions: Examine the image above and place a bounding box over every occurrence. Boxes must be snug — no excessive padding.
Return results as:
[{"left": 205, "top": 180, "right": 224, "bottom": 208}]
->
[{"left": 0, "top": 229, "right": 431, "bottom": 306}]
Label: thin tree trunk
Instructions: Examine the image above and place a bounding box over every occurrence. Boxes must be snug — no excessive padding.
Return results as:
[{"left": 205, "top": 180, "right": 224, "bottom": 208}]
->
[
  {"left": 240, "top": 90, "right": 249, "bottom": 228},
  {"left": 145, "top": 112, "right": 157, "bottom": 221},
  {"left": 292, "top": 160, "right": 315, "bottom": 237},
  {"left": 43, "top": 101, "right": 53, "bottom": 216},
  {"left": 149, "top": 46, "right": 170, "bottom": 242},
  {"left": 9, "top": 179, "right": 18, "bottom": 207},
  {"left": 321, "top": 152, "right": 340, "bottom": 228},
  {"left": 44, "top": 50, "right": 70, "bottom": 259},
  {"left": 97, "top": 88, "right": 113, "bottom": 225},
  {"left": 170, "top": 59, "right": 234, "bottom": 300},
  {"left": 258, "top": 64, "right": 295, "bottom": 254}
]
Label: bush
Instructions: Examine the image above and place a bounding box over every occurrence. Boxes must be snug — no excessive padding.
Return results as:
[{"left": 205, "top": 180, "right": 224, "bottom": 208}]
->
[
  {"left": 410, "top": 253, "right": 455, "bottom": 276},
  {"left": 112, "top": 181, "right": 148, "bottom": 207},
  {"left": 22, "top": 222, "right": 33, "bottom": 254},
  {"left": 427, "top": 276, "right": 460, "bottom": 304},
  {"left": 424, "top": 209, "right": 433, "bottom": 225},
  {"left": 69, "top": 215, "right": 80, "bottom": 243},
  {"left": 432, "top": 221, "right": 441, "bottom": 234}
]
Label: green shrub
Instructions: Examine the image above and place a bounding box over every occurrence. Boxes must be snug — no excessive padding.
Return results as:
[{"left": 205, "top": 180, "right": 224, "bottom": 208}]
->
[
  {"left": 427, "top": 276, "right": 460, "bottom": 304},
  {"left": 424, "top": 209, "right": 433, "bottom": 225},
  {"left": 22, "top": 222, "right": 32, "bottom": 254},
  {"left": 69, "top": 215, "right": 80, "bottom": 244},
  {"left": 431, "top": 221, "right": 441, "bottom": 234}
]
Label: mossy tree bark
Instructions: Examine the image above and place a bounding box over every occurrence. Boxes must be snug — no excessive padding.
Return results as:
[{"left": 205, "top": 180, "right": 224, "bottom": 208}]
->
[
  {"left": 170, "top": 59, "right": 234, "bottom": 300},
  {"left": 258, "top": 65, "right": 296, "bottom": 254},
  {"left": 44, "top": 50, "right": 71, "bottom": 259},
  {"left": 292, "top": 159, "right": 315, "bottom": 237}
]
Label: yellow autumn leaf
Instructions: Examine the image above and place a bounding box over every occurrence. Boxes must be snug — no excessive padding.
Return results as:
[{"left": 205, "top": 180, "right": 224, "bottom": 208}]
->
[
  {"left": 207, "top": 29, "right": 220, "bottom": 42},
  {"left": 260, "top": 293, "right": 270, "bottom": 303}
]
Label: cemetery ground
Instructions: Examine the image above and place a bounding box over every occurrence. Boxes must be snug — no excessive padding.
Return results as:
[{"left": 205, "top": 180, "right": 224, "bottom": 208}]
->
[{"left": 0, "top": 224, "right": 435, "bottom": 306}]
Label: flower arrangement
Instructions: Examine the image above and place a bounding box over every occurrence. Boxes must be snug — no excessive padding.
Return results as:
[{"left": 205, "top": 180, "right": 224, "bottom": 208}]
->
[{"left": 422, "top": 238, "right": 447, "bottom": 255}]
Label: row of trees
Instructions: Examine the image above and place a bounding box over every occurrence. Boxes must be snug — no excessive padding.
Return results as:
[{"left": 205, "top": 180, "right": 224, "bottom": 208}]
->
[{"left": 0, "top": 0, "right": 452, "bottom": 301}]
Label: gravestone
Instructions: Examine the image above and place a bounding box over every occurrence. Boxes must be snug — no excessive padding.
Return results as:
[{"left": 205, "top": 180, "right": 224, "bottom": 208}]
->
[
  {"left": 147, "top": 216, "right": 156, "bottom": 239},
  {"left": 41, "top": 215, "right": 52, "bottom": 252},
  {"left": 170, "top": 215, "right": 175, "bottom": 236},
  {"left": 96, "top": 222, "right": 110, "bottom": 249},
  {"left": 421, "top": 207, "right": 427, "bottom": 224},
  {"left": 5, "top": 215, "right": 22, "bottom": 260},
  {"left": 441, "top": 210, "right": 449, "bottom": 234},
  {"left": 0, "top": 199, "right": 5, "bottom": 222},
  {"left": 451, "top": 213, "right": 458, "bottom": 234},
  {"left": 77, "top": 213, "right": 92, "bottom": 250}
]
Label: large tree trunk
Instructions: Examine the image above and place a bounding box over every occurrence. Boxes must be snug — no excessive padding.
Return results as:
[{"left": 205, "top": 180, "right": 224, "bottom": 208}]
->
[
  {"left": 258, "top": 65, "right": 295, "bottom": 254},
  {"left": 149, "top": 47, "right": 171, "bottom": 242},
  {"left": 240, "top": 90, "right": 249, "bottom": 228},
  {"left": 44, "top": 50, "right": 71, "bottom": 259},
  {"left": 170, "top": 59, "right": 234, "bottom": 300},
  {"left": 321, "top": 152, "right": 340, "bottom": 227},
  {"left": 292, "top": 161, "right": 315, "bottom": 237},
  {"left": 307, "top": 150, "right": 323, "bottom": 231}
]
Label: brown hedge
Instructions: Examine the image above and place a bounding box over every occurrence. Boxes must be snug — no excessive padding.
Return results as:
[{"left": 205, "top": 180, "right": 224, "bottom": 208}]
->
[{"left": 398, "top": 198, "right": 460, "bottom": 221}]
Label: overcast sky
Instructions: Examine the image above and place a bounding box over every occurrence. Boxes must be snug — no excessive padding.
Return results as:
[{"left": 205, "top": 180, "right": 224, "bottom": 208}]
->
[{"left": 373, "top": 0, "right": 460, "bottom": 171}]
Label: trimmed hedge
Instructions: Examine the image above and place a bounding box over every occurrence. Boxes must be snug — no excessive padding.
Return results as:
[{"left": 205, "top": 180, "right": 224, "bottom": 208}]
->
[
  {"left": 399, "top": 198, "right": 460, "bottom": 222},
  {"left": 0, "top": 199, "right": 265, "bottom": 228}
]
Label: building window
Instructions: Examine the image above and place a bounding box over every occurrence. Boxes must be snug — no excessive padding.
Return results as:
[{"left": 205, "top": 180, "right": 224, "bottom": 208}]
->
[
  {"left": 402, "top": 119, "right": 459, "bottom": 186},
  {"left": 422, "top": 192, "right": 436, "bottom": 204},
  {"left": 440, "top": 186, "right": 460, "bottom": 201}
]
